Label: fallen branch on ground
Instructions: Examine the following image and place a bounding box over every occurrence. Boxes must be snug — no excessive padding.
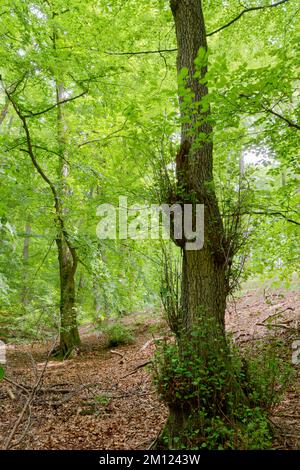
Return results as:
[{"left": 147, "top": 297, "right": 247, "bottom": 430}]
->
[
  {"left": 3, "top": 337, "right": 57, "bottom": 450},
  {"left": 110, "top": 350, "right": 126, "bottom": 363},
  {"left": 256, "top": 322, "right": 293, "bottom": 330},
  {"left": 120, "top": 361, "right": 152, "bottom": 379}
]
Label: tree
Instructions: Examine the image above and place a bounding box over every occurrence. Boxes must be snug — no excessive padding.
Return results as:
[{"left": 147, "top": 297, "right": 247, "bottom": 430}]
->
[
  {"left": 170, "top": 0, "right": 229, "bottom": 329},
  {"left": 161, "top": 0, "right": 233, "bottom": 438},
  {"left": 159, "top": 0, "right": 296, "bottom": 447}
]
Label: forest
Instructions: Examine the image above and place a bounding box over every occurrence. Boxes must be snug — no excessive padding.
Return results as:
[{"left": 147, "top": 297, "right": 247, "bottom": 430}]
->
[{"left": 0, "top": 0, "right": 299, "bottom": 458}]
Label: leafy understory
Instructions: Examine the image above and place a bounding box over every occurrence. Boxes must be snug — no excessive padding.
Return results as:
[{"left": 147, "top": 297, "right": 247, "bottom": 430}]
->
[{"left": 0, "top": 0, "right": 299, "bottom": 452}]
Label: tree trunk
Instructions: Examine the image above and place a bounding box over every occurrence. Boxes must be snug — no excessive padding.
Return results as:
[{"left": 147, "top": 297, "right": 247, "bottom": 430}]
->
[
  {"left": 165, "top": 0, "right": 232, "bottom": 445},
  {"left": 56, "top": 236, "right": 80, "bottom": 356},
  {"left": 21, "top": 221, "right": 31, "bottom": 307},
  {"left": 171, "top": 0, "right": 228, "bottom": 343},
  {"left": 0, "top": 97, "right": 9, "bottom": 126},
  {"left": 55, "top": 82, "right": 80, "bottom": 357}
]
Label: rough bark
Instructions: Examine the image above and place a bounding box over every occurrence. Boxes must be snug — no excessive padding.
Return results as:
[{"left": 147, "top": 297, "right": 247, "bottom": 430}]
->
[
  {"left": 171, "top": 0, "right": 228, "bottom": 337},
  {"left": 165, "top": 0, "right": 232, "bottom": 445}
]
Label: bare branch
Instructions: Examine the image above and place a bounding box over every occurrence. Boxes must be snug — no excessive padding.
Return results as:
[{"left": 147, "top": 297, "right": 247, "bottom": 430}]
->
[
  {"left": 23, "top": 89, "right": 87, "bottom": 118},
  {"left": 105, "top": 48, "right": 177, "bottom": 57},
  {"left": 3, "top": 377, "right": 30, "bottom": 394},
  {"left": 104, "top": 0, "right": 290, "bottom": 57},
  {"left": 3, "top": 338, "right": 57, "bottom": 450},
  {"left": 231, "top": 210, "right": 300, "bottom": 226},
  {"left": 79, "top": 119, "right": 128, "bottom": 147},
  {"left": 207, "top": 0, "right": 290, "bottom": 37},
  {"left": 263, "top": 106, "right": 300, "bottom": 130}
]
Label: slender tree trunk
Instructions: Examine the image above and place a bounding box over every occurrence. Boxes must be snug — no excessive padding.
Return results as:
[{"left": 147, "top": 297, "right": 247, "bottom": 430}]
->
[
  {"left": 0, "top": 97, "right": 9, "bottom": 126},
  {"left": 55, "top": 83, "right": 80, "bottom": 356},
  {"left": 56, "top": 236, "right": 80, "bottom": 355},
  {"left": 21, "top": 221, "right": 31, "bottom": 306}
]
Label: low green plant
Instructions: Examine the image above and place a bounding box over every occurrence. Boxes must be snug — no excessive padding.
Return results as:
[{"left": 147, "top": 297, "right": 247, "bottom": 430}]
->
[
  {"left": 95, "top": 394, "right": 111, "bottom": 406},
  {"left": 103, "top": 323, "right": 134, "bottom": 348},
  {"left": 153, "top": 327, "right": 294, "bottom": 450}
]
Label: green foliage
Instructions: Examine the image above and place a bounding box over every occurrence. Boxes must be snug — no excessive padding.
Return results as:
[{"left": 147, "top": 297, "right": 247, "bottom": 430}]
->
[
  {"left": 103, "top": 323, "right": 134, "bottom": 348},
  {"left": 153, "top": 328, "right": 294, "bottom": 449},
  {"left": 95, "top": 394, "right": 111, "bottom": 407},
  {"left": 0, "top": 0, "right": 298, "bottom": 340},
  {"left": 0, "top": 366, "right": 5, "bottom": 381},
  {"left": 244, "top": 345, "right": 294, "bottom": 410}
]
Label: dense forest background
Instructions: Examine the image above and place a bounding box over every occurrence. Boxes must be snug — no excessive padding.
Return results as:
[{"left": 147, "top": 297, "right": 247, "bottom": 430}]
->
[{"left": 0, "top": 0, "right": 299, "bottom": 452}]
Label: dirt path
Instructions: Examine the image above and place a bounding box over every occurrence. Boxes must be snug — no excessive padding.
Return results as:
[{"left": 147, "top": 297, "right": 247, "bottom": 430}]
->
[{"left": 0, "top": 289, "right": 299, "bottom": 450}]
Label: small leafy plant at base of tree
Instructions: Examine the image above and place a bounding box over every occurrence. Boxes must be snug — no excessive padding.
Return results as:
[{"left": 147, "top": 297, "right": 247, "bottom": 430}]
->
[
  {"left": 103, "top": 323, "right": 134, "bottom": 348},
  {"left": 153, "top": 327, "right": 294, "bottom": 450},
  {"left": 95, "top": 394, "right": 111, "bottom": 407}
]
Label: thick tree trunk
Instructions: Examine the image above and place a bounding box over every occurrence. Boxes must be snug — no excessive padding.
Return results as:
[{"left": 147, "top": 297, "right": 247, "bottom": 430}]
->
[
  {"left": 165, "top": 0, "right": 232, "bottom": 445},
  {"left": 171, "top": 0, "right": 228, "bottom": 342}
]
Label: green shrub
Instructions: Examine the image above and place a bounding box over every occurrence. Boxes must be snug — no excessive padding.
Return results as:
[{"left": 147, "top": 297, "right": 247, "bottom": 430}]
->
[
  {"left": 153, "top": 328, "right": 294, "bottom": 449},
  {"left": 103, "top": 323, "right": 134, "bottom": 347}
]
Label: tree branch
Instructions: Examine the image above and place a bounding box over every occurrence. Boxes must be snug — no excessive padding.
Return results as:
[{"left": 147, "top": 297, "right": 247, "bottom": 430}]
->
[
  {"left": 5, "top": 87, "right": 77, "bottom": 269},
  {"left": 234, "top": 210, "right": 300, "bottom": 226},
  {"left": 263, "top": 106, "right": 300, "bottom": 130},
  {"left": 23, "top": 89, "right": 87, "bottom": 118},
  {"left": 207, "top": 0, "right": 290, "bottom": 37},
  {"left": 104, "top": 0, "right": 290, "bottom": 57},
  {"left": 78, "top": 119, "right": 128, "bottom": 147},
  {"left": 3, "top": 338, "right": 57, "bottom": 450},
  {"left": 105, "top": 48, "right": 177, "bottom": 57}
]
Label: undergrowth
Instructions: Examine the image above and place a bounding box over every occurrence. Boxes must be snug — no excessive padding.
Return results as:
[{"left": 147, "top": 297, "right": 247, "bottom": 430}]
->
[
  {"left": 103, "top": 323, "right": 134, "bottom": 348},
  {"left": 153, "top": 327, "right": 294, "bottom": 449}
]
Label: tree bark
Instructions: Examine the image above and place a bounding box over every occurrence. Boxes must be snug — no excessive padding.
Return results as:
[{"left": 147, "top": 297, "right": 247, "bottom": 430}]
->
[
  {"left": 56, "top": 236, "right": 80, "bottom": 356},
  {"left": 55, "top": 83, "right": 80, "bottom": 357},
  {"left": 165, "top": 0, "right": 232, "bottom": 445},
  {"left": 171, "top": 0, "right": 228, "bottom": 338},
  {"left": 21, "top": 221, "right": 31, "bottom": 307}
]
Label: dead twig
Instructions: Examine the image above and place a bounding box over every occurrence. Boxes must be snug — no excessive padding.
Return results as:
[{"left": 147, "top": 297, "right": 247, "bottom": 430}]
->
[
  {"left": 49, "top": 383, "right": 104, "bottom": 407},
  {"left": 147, "top": 427, "right": 164, "bottom": 450},
  {"left": 120, "top": 361, "right": 152, "bottom": 379},
  {"left": 6, "top": 387, "right": 16, "bottom": 400},
  {"left": 110, "top": 350, "right": 126, "bottom": 363},
  {"left": 3, "top": 337, "right": 57, "bottom": 450},
  {"left": 10, "top": 405, "right": 32, "bottom": 448},
  {"left": 3, "top": 377, "right": 30, "bottom": 394}
]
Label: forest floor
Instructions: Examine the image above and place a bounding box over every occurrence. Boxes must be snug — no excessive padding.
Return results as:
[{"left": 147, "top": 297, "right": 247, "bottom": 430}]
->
[{"left": 0, "top": 288, "right": 299, "bottom": 450}]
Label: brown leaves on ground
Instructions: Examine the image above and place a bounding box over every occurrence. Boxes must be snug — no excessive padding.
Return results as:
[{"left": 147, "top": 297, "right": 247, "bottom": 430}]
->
[{"left": 0, "top": 289, "right": 299, "bottom": 449}]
